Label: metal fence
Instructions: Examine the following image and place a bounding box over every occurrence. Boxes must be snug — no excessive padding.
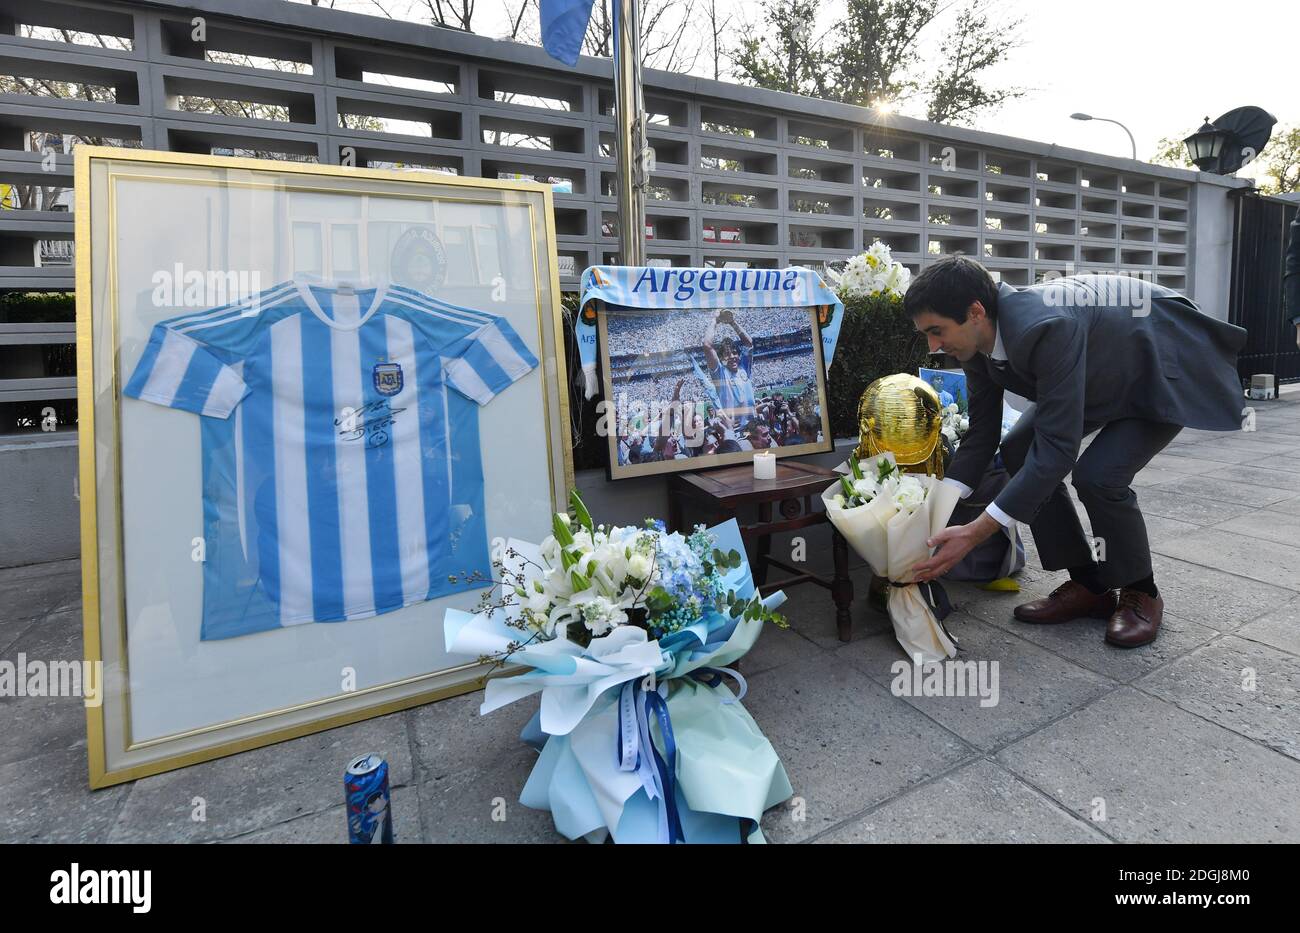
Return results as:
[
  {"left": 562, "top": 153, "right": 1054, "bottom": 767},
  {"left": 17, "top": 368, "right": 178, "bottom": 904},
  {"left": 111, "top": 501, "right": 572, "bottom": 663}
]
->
[{"left": 1230, "top": 193, "right": 1299, "bottom": 385}]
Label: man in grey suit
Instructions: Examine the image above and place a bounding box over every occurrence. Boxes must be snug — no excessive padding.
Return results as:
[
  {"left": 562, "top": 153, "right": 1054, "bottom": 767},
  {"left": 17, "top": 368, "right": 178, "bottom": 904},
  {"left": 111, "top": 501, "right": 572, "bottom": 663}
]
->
[{"left": 910, "top": 256, "right": 1247, "bottom": 647}]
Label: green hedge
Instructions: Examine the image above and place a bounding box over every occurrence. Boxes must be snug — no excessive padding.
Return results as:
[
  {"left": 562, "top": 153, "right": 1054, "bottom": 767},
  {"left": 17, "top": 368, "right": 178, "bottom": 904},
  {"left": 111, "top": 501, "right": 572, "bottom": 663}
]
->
[
  {"left": 0, "top": 291, "right": 75, "bottom": 323},
  {"left": 825, "top": 292, "right": 932, "bottom": 440}
]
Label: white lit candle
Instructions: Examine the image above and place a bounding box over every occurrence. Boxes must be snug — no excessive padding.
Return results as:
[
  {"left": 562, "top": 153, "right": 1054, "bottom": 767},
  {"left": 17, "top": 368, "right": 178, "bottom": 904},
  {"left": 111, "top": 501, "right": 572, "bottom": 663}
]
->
[{"left": 753, "top": 450, "right": 777, "bottom": 480}]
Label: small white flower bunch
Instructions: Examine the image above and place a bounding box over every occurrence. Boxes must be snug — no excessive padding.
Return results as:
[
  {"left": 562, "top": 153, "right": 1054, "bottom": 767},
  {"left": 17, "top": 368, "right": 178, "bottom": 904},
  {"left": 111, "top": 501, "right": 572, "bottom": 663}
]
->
[
  {"left": 527, "top": 505, "right": 660, "bottom": 639},
  {"left": 940, "top": 402, "right": 970, "bottom": 449},
  {"left": 828, "top": 240, "right": 912, "bottom": 300},
  {"left": 832, "top": 453, "right": 929, "bottom": 514}
]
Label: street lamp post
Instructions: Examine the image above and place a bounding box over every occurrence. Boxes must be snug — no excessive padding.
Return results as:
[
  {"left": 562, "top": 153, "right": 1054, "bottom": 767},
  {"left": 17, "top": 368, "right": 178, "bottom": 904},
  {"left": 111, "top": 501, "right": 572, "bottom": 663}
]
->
[{"left": 1070, "top": 112, "right": 1137, "bottom": 161}]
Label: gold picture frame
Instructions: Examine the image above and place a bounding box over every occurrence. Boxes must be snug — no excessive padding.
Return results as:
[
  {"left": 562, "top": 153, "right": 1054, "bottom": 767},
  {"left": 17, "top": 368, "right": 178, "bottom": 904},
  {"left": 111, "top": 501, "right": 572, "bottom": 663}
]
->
[
  {"left": 596, "top": 302, "right": 834, "bottom": 480},
  {"left": 75, "top": 147, "right": 572, "bottom": 788}
]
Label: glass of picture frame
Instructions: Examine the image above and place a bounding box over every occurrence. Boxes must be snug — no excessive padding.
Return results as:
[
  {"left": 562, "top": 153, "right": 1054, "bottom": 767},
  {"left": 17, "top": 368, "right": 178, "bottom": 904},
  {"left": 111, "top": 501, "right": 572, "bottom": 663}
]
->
[
  {"left": 75, "top": 147, "right": 571, "bottom": 787},
  {"left": 596, "top": 302, "right": 834, "bottom": 479}
]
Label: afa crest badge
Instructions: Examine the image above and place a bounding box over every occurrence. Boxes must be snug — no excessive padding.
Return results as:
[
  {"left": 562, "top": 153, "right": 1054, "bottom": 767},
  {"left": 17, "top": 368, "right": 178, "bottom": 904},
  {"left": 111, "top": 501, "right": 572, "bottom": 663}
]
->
[{"left": 373, "top": 362, "right": 403, "bottom": 397}]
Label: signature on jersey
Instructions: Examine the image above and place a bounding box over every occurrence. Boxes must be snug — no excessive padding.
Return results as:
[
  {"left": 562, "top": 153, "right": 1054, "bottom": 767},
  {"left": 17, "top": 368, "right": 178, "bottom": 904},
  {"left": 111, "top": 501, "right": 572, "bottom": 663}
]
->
[{"left": 336, "top": 400, "right": 406, "bottom": 448}]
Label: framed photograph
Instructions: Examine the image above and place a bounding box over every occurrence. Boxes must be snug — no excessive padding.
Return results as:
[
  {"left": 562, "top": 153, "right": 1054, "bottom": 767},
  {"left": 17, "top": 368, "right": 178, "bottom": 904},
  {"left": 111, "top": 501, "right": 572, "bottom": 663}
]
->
[
  {"left": 597, "top": 304, "right": 833, "bottom": 479},
  {"left": 75, "top": 147, "right": 571, "bottom": 787},
  {"left": 919, "top": 366, "right": 969, "bottom": 414}
]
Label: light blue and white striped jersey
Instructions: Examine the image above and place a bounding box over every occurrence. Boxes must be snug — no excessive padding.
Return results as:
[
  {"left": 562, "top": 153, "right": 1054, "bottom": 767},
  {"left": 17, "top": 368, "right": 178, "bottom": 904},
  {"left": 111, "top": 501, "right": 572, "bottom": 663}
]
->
[
  {"left": 124, "top": 280, "right": 538, "bottom": 640},
  {"left": 709, "top": 343, "right": 756, "bottom": 427}
]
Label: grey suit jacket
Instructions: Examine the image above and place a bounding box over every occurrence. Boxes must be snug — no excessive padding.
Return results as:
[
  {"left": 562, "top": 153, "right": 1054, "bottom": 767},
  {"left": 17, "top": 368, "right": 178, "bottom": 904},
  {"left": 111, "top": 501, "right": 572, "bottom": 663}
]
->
[{"left": 947, "top": 276, "right": 1247, "bottom": 523}]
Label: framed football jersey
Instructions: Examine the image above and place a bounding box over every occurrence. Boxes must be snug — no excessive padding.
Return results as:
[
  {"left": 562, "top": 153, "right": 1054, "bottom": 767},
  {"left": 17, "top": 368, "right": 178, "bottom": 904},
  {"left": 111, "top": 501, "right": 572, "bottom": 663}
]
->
[{"left": 75, "top": 148, "right": 571, "bottom": 788}]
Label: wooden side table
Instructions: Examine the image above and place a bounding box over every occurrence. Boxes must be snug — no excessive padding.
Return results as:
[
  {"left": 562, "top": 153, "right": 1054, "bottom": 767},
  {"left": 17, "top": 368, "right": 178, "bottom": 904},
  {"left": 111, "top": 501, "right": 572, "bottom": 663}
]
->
[{"left": 667, "top": 460, "right": 854, "bottom": 642}]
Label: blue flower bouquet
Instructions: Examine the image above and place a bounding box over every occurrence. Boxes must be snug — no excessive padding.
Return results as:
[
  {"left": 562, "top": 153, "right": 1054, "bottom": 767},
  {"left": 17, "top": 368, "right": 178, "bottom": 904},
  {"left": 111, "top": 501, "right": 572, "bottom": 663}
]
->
[{"left": 443, "top": 492, "right": 792, "bottom": 843}]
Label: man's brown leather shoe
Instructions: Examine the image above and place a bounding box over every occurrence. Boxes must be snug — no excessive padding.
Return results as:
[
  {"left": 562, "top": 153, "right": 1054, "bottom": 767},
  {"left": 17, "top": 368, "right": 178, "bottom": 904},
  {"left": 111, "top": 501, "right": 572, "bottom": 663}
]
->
[
  {"left": 1013, "top": 580, "right": 1117, "bottom": 624},
  {"left": 1105, "top": 588, "right": 1164, "bottom": 648}
]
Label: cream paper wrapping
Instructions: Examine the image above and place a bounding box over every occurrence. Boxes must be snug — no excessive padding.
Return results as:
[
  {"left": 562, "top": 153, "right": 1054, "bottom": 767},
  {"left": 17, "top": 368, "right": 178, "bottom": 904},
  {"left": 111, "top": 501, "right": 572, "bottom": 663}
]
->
[{"left": 822, "top": 452, "right": 963, "bottom": 663}]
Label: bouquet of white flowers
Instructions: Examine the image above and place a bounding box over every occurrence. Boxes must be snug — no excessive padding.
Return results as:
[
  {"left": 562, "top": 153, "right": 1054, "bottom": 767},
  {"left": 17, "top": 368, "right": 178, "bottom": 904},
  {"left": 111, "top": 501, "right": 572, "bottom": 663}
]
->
[
  {"left": 443, "top": 491, "right": 792, "bottom": 844},
  {"left": 823, "top": 452, "right": 963, "bottom": 662},
  {"left": 827, "top": 240, "right": 912, "bottom": 300}
]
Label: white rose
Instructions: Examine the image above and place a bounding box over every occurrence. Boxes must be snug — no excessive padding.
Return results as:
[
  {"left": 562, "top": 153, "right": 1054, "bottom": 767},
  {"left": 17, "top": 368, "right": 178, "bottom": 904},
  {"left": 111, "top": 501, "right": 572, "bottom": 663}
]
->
[
  {"left": 893, "top": 476, "right": 927, "bottom": 513},
  {"left": 627, "top": 552, "right": 653, "bottom": 581}
]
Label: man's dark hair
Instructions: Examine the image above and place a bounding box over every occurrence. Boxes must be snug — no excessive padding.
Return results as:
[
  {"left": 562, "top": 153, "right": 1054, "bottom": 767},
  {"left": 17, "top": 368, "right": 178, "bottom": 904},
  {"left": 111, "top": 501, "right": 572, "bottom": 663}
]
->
[{"left": 903, "top": 255, "right": 998, "bottom": 323}]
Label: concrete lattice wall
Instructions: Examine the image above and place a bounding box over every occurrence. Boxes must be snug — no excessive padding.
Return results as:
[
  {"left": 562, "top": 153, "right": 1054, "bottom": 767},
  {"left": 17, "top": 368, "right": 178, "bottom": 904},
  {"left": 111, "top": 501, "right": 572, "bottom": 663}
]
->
[{"left": 0, "top": 0, "right": 1251, "bottom": 564}]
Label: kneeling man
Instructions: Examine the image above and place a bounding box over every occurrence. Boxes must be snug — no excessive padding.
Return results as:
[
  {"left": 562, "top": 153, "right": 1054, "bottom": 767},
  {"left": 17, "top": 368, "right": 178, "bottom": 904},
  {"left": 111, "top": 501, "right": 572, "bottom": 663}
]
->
[{"left": 910, "top": 256, "right": 1246, "bottom": 647}]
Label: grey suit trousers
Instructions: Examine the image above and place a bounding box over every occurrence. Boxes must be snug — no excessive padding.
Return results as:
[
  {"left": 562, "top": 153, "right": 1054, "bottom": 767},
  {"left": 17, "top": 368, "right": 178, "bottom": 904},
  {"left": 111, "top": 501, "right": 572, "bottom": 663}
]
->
[{"left": 999, "top": 407, "right": 1183, "bottom": 588}]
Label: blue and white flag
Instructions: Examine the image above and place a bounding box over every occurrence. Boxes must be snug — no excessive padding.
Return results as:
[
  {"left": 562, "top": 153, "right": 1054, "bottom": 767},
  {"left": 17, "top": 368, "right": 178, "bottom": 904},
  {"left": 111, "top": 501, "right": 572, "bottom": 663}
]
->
[
  {"left": 576, "top": 265, "right": 846, "bottom": 398},
  {"left": 540, "top": 0, "right": 597, "bottom": 66}
]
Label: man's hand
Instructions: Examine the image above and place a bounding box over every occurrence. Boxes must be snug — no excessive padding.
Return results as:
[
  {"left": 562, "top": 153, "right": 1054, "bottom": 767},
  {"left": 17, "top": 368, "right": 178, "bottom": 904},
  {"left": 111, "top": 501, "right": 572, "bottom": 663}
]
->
[
  {"left": 1295, "top": 323, "right": 1299, "bottom": 350},
  {"left": 911, "top": 513, "right": 1001, "bottom": 582}
]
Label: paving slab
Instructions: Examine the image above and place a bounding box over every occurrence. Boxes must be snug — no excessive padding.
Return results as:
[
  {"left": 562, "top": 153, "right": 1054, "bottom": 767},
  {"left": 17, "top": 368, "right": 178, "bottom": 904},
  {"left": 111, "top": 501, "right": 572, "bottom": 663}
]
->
[
  {"left": 1205, "top": 463, "right": 1300, "bottom": 492},
  {"left": 1137, "top": 635, "right": 1300, "bottom": 761},
  {"left": 1146, "top": 452, "right": 1242, "bottom": 474},
  {"left": 106, "top": 710, "right": 414, "bottom": 843},
  {"left": 1187, "top": 434, "right": 1300, "bottom": 455},
  {"left": 816, "top": 758, "right": 1109, "bottom": 844},
  {"left": 1160, "top": 444, "right": 1276, "bottom": 465},
  {"left": 408, "top": 686, "right": 566, "bottom": 843},
  {"left": 1130, "top": 466, "right": 1185, "bottom": 487},
  {"left": 1152, "top": 527, "right": 1300, "bottom": 592},
  {"left": 0, "top": 609, "right": 94, "bottom": 768},
  {"left": 741, "top": 615, "right": 826, "bottom": 677},
  {"left": 1209, "top": 508, "right": 1300, "bottom": 548},
  {"left": 418, "top": 747, "right": 567, "bottom": 844},
  {"left": 782, "top": 566, "right": 892, "bottom": 649},
  {"left": 978, "top": 608, "right": 1220, "bottom": 683},
  {"left": 1275, "top": 496, "right": 1300, "bottom": 517},
  {"left": 997, "top": 687, "right": 1300, "bottom": 843},
  {"left": 226, "top": 785, "right": 420, "bottom": 844},
  {"left": 1233, "top": 597, "right": 1300, "bottom": 657},
  {"left": 0, "top": 747, "right": 128, "bottom": 843},
  {"left": 746, "top": 654, "right": 973, "bottom": 843},
  {"left": 1140, "top": 512, "right": 1203, "bottom": 546},
  {"left": 1154, "top": 475, "right": 1296, "bottom": 508},
  {"left": 836, "top": 614, "right": 1114, "bottom": 752},
  {"left": 0, "top": 565, "right": 81, "bottom": 635},
  {"left": 1130, "top": 487, "right": 1260, "bottom": 525},
  {"left": 1147, "top": 554, "right": 1293, "bottom": 631}
]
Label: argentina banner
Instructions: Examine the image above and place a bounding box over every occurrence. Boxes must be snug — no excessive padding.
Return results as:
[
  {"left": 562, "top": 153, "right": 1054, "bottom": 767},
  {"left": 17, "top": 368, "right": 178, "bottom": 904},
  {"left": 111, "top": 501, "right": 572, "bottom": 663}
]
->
[{"left": 576, "top": 265, "right": 845, "bottom": 399}]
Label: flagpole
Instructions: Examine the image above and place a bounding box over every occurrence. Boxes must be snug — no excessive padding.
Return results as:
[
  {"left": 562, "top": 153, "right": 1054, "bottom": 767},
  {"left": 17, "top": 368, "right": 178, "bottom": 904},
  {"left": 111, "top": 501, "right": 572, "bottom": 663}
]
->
[{"left": 612, "top": 0, "right": 646, "bottom": 266}]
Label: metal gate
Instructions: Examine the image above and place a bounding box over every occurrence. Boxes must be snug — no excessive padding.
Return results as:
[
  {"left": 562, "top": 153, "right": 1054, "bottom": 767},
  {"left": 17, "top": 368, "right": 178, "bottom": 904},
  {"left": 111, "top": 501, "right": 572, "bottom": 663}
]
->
[{"left": 1228, "top": 192, "right": 1299, "bottom": 385}]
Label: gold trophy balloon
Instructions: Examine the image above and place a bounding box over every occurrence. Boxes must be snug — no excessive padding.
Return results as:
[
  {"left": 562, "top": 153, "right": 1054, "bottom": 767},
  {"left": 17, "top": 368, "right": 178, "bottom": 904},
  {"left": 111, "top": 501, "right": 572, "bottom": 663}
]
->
[{"left": 855, "top": 373, "right": 945, "bottom": 478}]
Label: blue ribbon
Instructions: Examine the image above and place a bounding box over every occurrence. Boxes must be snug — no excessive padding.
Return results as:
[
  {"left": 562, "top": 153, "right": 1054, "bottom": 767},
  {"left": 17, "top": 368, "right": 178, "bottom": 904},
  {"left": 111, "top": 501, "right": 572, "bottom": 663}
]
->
[
  {"left": 689, "top": 666, "right": 748, "bottom": 704},
  {"left": 617, "top": 678, "right": 685, "bottom": 844}
]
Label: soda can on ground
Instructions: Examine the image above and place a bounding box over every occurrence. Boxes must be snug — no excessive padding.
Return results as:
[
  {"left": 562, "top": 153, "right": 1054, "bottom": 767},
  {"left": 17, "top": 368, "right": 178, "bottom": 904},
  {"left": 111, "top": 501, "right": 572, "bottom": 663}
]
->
[{"left": 345, "top": 753, "right": 394, "bottom": 844}]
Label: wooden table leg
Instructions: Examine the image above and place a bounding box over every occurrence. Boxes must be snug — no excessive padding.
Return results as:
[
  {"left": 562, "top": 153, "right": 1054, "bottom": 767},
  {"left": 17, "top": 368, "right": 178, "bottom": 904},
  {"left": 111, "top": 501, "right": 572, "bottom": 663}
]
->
[
  {"left": 831, "top": 528, "right": 854, "bottom": 642},
  {"left": 755, "top": 501, "right": 773, "bottom": 587}
]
